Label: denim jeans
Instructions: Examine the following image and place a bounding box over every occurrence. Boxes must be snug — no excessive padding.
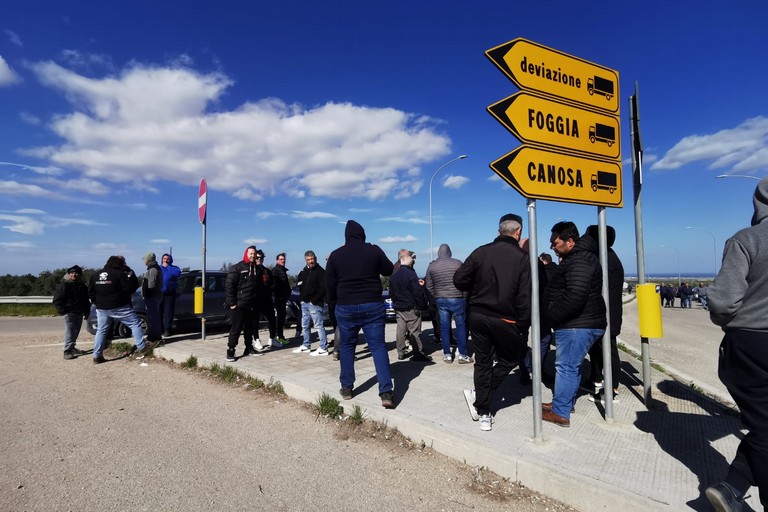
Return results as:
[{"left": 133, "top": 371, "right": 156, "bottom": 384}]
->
[
  {"left": 144, "top": 297, "right": 162, "bottom": 339},
  {"left": 335, "top": 302, "right": 393, "bottom": 395},
  {"left": 94, "top": 306, "right": 145, "bottom": 358},
  {"left": 524, "top": 332, "right": 552, "bottom": 374},
  {"left": 552, "top": 328, "right": 604, "bottom": 419},
  {"left": 435, "top": 297, "right": 468, "bottom": 356},
  {"left": 301, "top": 302, "right": 327, "bottom": 350},
  {"left": 63, "top": 312, "right": 84, "bottom": 351}
]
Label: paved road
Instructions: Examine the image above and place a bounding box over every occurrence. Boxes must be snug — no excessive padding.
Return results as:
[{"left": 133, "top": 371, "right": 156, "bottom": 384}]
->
[
  {"left": 619, "top": 298, "right": 729, "bottom": 403},
  {"left": 0, "top": 317, "right": 574, "bottom": 512}
]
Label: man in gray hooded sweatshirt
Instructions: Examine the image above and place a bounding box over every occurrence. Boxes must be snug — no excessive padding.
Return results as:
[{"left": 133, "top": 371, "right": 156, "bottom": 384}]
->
[{"left": 706, "top": 176, "right": 768, "bottom": 511}]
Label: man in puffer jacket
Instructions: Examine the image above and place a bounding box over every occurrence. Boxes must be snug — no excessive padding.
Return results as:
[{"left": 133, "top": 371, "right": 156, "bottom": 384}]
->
[
  {"left": 225, "top": 246, "right": 271, "bottom": 361},
  {"left": 542, "top": 221, "right": 606, "bottom": 428},
  {"left": 53, "top": 265, "right": 91, "bottom": 360}
]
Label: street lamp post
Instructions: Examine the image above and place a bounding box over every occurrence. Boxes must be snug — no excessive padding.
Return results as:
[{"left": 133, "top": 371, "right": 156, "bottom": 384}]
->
[
  {"left": 685, "top": 226, "right": 718, "bottom": 278},
  {"left": 429, "top": 155, "right": 468, "bottom": 261}
]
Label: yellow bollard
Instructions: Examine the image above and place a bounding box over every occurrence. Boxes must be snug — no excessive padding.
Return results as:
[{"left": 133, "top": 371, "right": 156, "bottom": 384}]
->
[
  {"left": 194, "top": 286, "right": 204, "bottom": 315},
  {"left": 636, "top": 283, "right": 663, "bottom": 338}
]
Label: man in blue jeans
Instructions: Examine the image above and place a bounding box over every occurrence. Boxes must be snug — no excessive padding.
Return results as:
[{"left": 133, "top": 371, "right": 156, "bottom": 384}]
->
[
  {"left": 89, "top": 255, "right": 155, "bottom": 364},
  {"left": 326, "top": 220, "right": 395, "bottom": 408},
  {"left": 425, "top": 243, "right": 470, "bottom": 364},
  {"left": 293, "top": 250, "right": 328, "bottom": 356},
  {"left": 543, "top": 221, "right": 606, "bottom": 427}
]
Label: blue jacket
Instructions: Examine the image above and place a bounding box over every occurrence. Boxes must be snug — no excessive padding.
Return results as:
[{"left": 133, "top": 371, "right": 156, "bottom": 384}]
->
[
  {"left": 161, "top": 253, "right": 182, "bottom": 295},
  {"left": 389, "top": 265, "right": 427, "bottom": 312}
]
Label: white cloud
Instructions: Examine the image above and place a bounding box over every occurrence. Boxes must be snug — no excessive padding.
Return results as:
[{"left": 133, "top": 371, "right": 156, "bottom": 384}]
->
[
  {"left": 35, "top": 176, "right": 111, "bottom": 195},
  {"left": 0, "top": 55, "right": 21, "bottom": 86},
  {"left": 151, "top": 239, "right": 171, "bottom": 244},
  {"left": 379, "top": 234, "right": 418, "bottom": 243},
  {"left": 92, "top": 242, "right": 128, "bottom": 251},
  {"left": 0, "top": 208, "right": 45, "bottom": 215},
  {"left": 19, "top": 112, "right": 41, "bottom": 125},
  {"left": 59, "top": 49, "right": 113, "bottom": 71},
  {"left": 243, "top": 238, "right": 268, "bottom": 245},
  {"left": 377, "top": 216, "right": 428, "bottom": 225},
  {"left": 0, "top": 241, "right": 34, "bottom": 249},
  {"left": 0, "top": 214, "right": 45, "bottom": 234},
  {"left": 26, "top": 61, "right": 451, "bottom": 201},
  {"left": 291, "top": 211, "right": 337, "bottom": 220},
  {"left": 442, "top": 174, "right": 469, "bottom": 189},
  {"left": 3, "top": 29, "right": 22, "bottom": 46},
  {"left": 0, "top": 161, "right": 63, "bottom": 176},
  {"left": 652, "top": 116, "right": 768, "bottom": 173},
  {"left": 0, "top": 180, "right": 58, "bottom": 198}
]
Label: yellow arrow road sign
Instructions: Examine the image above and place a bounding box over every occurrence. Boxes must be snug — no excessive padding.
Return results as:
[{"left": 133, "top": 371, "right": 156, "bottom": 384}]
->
[
  {"left": 486, "top": 38, "right": 620, "bottom": 114},
  {"left": 488, "top": 92, "right": 621, "bottom": 160},
  {"left": 490, "top": 145, "right": 623, "bottom": 207}
]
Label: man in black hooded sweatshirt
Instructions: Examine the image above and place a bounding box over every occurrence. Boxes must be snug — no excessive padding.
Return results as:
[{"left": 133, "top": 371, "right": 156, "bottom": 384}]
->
[{"left": 326, "top": 220, "right": 395, "bottom": 408}]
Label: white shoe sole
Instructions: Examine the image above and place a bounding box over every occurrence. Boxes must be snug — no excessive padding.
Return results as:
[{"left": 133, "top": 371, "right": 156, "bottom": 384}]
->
[{"left": 463, "top": 389, "right": 479, "bottom": 421}]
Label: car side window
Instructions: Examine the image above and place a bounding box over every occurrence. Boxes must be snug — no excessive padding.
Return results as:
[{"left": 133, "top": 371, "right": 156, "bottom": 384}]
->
[
  {"left": 176, "top": 276, "right": 189, "bottom": 294},
  {"left": 207, "top": 276, "right": 217, "bottom": 291}
]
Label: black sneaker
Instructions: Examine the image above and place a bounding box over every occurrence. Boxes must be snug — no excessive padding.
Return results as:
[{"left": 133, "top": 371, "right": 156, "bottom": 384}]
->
[
  {"left": 93, "top": 354, "right": 106, "bottom": 364},
  {"left": 63, "top": 349, "right": 76, "bottom": 360},
  {"left": 411, "top": 351, "right": 433, "bottom": 362},
  {"left": 397, "top": 350, "right": 411, "bottom": 361},
  {"left": 380, "top": 391, "right": 395, "bottom": 409},
  {"left": 340, "top": 387, "right": 353, "bottom": 400},
  {"left": 226, "top": 349, "right": 236, "bottom": 362},
  {"left": 72, "top": 347, "right": 88, "bottom": 356}
]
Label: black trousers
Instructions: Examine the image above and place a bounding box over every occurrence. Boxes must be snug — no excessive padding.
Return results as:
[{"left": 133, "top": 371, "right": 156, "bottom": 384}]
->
[
  {"left": 719, "top": 329, "right": 768, "bottom": 507},
  {"left": 588, "top": 335, "right": 621, "bottom": 389},
  {"left": 228, "top": 304, "right": 256, "bottom": 349},
  {"left": 469, "top": 311, "right": 524, "bottom": 415},
  {"left": 274, "top": 297, "right": 288, "bottom": 338}
]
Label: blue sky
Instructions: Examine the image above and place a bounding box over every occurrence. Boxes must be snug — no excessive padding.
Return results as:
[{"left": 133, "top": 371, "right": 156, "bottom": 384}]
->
[{"left": 1, "top": 1, "right": 766, "bottom": 278}]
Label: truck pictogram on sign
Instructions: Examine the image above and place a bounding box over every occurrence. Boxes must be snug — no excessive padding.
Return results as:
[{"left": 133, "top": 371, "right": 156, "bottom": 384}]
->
[
  {"left": 587, "top": 76, "right": 614, "bottom": 101},
  {"left": 591, "top": 170, "right": 617, "bottom": 193},
  {"left": 589, "top": 123, "right": 616, "bottom": 146}
]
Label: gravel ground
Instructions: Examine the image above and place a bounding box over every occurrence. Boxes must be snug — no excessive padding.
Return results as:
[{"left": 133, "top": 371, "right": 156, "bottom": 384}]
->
[{"left": 1, "top": 318, "right": 576, "bottom": 512}]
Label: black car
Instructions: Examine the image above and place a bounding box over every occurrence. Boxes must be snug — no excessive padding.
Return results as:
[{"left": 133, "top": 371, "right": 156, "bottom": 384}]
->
[
  {"left": 284, "top": 286, "right": 330, "bottom": 327},
  {"left": 86, "top": 270, "right": 231, "bottom": 337}
]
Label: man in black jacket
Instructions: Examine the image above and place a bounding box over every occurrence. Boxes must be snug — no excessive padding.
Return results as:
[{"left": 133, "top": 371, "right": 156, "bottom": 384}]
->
[
  {"left": 542, "top": 222, "right": 606, "bottom": 427},
  {"left": 292, "top": 250, "right": 328, "bottom": 356},
  {"left": 454, "top": 213, "right": 531, "bottom": 432},
  {"left": 225, "top": 246, "right": 272, "bottom": 361},
  {"left": 53, "top": 265, "right": 91, "bottom": 360},
  {"left": 272, "top": 252, "right": 291, "bottom": 344},
  {"left": 89, "top": 255, "right": 153, "bottom": 364},
  {"left": 389, "top": 251, "right": 431, "bottom": 362},
  {"left": 584, "top": 225, "right": 624, "bottom": 405}
]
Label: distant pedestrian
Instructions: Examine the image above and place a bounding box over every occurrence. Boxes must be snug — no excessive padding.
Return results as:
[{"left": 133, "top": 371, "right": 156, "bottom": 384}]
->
[
  {"left": 272, "top": 252, "right": 291, "bottom": 344},
  {"left": 425, "top": 243, "right": 470, "bottom": 364},
  {"left": 454, "top": 213, "right": 531, "bottom": 431},
  {"left": 706, "top": 177, "right": 768, "bottom": 510},
  {"left": 89, "top": 256, "right": 155, "bottom": 364},
  {"left": 53, "top": 265, "right": 91, "bottom": 360},
  {"left": 543, "top": 221, "right": 606, "bottom": 428},
  {"left": 326, "top": 220, "right": 395, "bottom": 408},
  {"left": 389, "top": 251, "right": 432, "bottom": 362},
  {"left": 292, "top": 250, "right": 328, "bottom": 356},
  {"left": 141, "top": 252, "right": 163, "bottom": 343},
  {"left": 159, "top": 253, "right": 181, "bottom": 337}
]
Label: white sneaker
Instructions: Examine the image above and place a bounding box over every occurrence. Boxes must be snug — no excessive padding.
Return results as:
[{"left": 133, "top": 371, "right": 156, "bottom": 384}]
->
[
  {"left": 443, "top": 353, "right": 453, "bottom": 363},
  {"left": 463, "top": 389, "right": 479, "bottom": 421},
  {"left": 479, "top": 414, "right": 493, "bottom": 431},
  {"left": 254, "top": 340, "right": 265, "bottom": 351},
  {"left": 310, "top": 348, "right": 329, "bottom": 357},
  {"left": 292, "top": 346, "right": 311, "bottom": 354}
]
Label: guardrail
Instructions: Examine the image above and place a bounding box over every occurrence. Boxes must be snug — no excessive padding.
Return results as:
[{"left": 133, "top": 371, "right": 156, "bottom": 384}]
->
[{"left": 0, "top": 296, "right": 53, "bottom": 304}]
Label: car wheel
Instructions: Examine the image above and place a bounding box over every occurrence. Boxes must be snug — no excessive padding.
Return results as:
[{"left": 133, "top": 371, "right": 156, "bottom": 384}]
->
[{"left": 117, "top": 314, "right": 148, "bottom": 339}]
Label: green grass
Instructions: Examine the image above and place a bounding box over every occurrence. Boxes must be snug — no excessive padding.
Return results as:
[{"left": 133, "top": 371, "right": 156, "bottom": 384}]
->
[
  {"left": 108, "top": 341, "right": 134, "bottom": 354},
  {"left": 349, "top": 405, "right": 366, "bottom": 425},
  {"left": 182, "top": 355, "right": 198, "bottom": 368},
  {"left": 267, "top": 379, "right": 284, "bottom": 395},
  {"left": 0, "top": 304, "right": 57, "bottom": 316},
  {"left": 220, "top": 365, "right": 242, "bottom": 383},
  {"left": 314, "top": 392, "right": 344, "bottom": 419},
  {"left": 245, "top": 375, "right": 264, "bottom": 389}
]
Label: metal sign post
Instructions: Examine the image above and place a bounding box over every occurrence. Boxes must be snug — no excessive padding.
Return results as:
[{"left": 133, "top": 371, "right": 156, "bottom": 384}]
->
[
  {"left": 198, "top": 178, "right": 208, "bottom": 341},
  {"left": 527, "top": 199, "right": 543, "bottom": 438}
]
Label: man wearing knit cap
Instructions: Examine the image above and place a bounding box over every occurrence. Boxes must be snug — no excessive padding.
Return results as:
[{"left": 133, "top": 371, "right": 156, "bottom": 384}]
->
[
  {"left": 706, "top": 176, "right": 768, "bottom": 510},
  {"left": 53, "top": 265, "right": 91, "bottom": 360},
  {"left": 142, "top": 252, "right": 163, "bottom": 343}
]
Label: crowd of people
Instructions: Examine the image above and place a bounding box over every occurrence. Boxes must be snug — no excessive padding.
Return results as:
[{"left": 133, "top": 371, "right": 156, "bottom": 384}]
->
[{"left": 52, "top": 177, "right": 768, "bottom": 508}]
